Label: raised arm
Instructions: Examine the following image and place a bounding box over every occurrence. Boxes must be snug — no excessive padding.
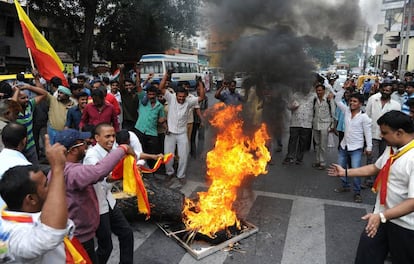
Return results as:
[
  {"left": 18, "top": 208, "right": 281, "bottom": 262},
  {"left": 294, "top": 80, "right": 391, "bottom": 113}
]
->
[
  {"left": 334, "top": 88, "right": 348, "bottom": 113},
  {"left": 32, "top": 69, "right": 44, "bottom": 88},
  {"left": 159, "top": 71, "right": 170, "bottom": 95},
  {"left": 197, "top": 79, "right": 206, "bottom": 102},
  {"left": 119, "top": 64, "right": 125, "bottom": 91},
  {"left": 214, "top": 83, "right": 225, "bottom": 100},
  {"left": 40, "top": 134, "right": 68, "bottom": 229},
  {"left": 134, "top": 66, "right": 143, "bottom": 93}
]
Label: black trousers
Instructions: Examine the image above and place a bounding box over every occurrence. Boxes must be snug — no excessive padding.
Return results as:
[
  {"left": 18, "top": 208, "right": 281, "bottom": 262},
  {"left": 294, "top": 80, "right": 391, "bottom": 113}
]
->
[
  {"left": 135, "top": 129, "right": 161, "bottom": 168},
  {"left": 95, "top": 205, "right": 134, "bottom": 264},
  {"left": 355, "top": 221, "right": 414, "bottom": 264},
  {"left": 286, "top": 127, "right": 312, "bottom": 161},
  {"left": 81, "top": 238, "right": 98, "bottom": 264},
  {"left": 122, "top": 120, "right": 136, "bottom": 131}
]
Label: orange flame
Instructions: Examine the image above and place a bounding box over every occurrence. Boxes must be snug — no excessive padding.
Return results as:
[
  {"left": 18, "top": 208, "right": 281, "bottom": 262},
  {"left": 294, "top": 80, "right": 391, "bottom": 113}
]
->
[{"left": 182, "top": 102, "right": 271, "bottom": 238}]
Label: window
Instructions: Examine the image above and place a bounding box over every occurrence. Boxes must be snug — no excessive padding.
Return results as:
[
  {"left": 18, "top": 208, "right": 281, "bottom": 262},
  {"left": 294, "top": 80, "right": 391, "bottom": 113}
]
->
[{"left": 141, "top": 62, "right": 162, "bottom": 74}]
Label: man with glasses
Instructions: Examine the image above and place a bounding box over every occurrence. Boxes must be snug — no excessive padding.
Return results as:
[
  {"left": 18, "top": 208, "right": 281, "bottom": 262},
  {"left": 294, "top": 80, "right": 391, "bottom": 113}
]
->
[{"left": 53, "top": 128, "right": 135, "bottom": 263}]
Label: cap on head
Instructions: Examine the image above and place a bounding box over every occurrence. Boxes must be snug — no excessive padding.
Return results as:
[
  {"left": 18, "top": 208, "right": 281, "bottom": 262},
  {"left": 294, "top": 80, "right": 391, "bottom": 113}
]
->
[
  {"left": 54, "top": 129, "right": 91, "bottom": 149},
  {"left": 57, "top": 85, "right": 72, "bottom": 96}
]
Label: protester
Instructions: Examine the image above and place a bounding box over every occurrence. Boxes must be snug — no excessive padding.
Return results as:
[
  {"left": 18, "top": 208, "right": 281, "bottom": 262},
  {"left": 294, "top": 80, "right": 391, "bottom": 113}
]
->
[
  {"left": 134, "top": 85, "right": 165, "bottom": 168},
  {"left": 118, "top": 65, "right": 144, "bottom": 130},
  {"left": 65, "top": 91, "right": 89, "bottom": 130},
  {"left": 0, "top": 100, "right": 21, "bottom": 151},
  {"left": 0, "top": 134, "right": 73, "bottom": 263},
  {"left": 214, "top": 80, "right": 243, "bottom": 105},
  {"left": 79, "top": 88, "right": 119, "bottom": 132},
  {"left": 283, "top": 89, "right": 314, "bottom": 165},
  {"left": 159, "top": 72, "right": 205, "bottom": 188},
  {"left": 83, "top": 123, "right": 134, "bottom": 264},
  {"left": 12, "top": 79, "right": 48, "bottom": 165},
  {"left": 54, "top": 128, "right": 134, "bottom": 263},
  {"left": 312, "top": 84, "right": 335, "bottom": 170},
  {"left": 46, "top": 85, "right": 75, "bottom": 143},
  {"left": 364, "top": 81, "right": 401, "bottom": 188},
  {"left": 333, "top": 88, "right": 372, "bottom": 203},
  {"left": 328, "top": 110, "right": 414, "bottom": 263}
]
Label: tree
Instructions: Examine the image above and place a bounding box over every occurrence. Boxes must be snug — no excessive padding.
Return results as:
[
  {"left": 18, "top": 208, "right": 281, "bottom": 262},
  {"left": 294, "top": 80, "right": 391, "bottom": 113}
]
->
[
  {"left": 303, "top": 36, "right": 337, "bottom": 69},
  {"left": 29, "top": 0, "right": 200, "bottom": 71},
  {"left": 29, "top": 0, "right": 98, "bottom": 72},
  {"left": 95, "top": 0, "right": 200, "bottom": 64}
]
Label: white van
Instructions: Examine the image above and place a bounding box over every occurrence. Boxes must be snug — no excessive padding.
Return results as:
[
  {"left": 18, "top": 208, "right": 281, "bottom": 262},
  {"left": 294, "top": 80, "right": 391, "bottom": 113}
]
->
[{"left": 139, "top": 54, "right": 200, "bottom": 88}]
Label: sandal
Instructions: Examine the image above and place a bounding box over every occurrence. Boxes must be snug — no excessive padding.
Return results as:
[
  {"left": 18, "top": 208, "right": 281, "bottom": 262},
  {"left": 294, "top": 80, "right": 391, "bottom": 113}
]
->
[{"left": 354, "top": 194, "right": 362, "bottom": 203}]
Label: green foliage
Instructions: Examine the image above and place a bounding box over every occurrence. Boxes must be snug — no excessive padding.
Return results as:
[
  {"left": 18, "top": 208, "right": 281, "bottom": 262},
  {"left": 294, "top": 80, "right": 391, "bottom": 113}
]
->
[
  {"left": 302, "top": 36, "right": 337, "bottom": 68},
  {"left": 343, "top": 47, "right": 362, "bottom": 68},
  {"left": 28, "top": 0, "right": 201, "bottom": 68},
  {"left": 95, "top": 0, "right": 200, "bottom": 63}
]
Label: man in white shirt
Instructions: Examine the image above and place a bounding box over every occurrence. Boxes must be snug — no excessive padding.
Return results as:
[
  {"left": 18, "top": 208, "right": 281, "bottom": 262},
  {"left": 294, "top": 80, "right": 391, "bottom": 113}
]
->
[
  {"left": 159, "top": 72, "right": 205, "bottom": 188},
  {"left": 328, "top": 110, "right": 414, "bottom": 263},
  {"left": 0, "top": 122, "right": 32, "bottom": 208},
  {"left": 83, "top": 123, "right": 134, "bottom": 264},
  {"left": 0, "top": 134, "right": 73, "bottom": 263},
  {"left": 365, "top": 82, "right": 401, "bottom": 187},
  {"left": 334, "top": 89, "right": 372, "bottom": 203}
]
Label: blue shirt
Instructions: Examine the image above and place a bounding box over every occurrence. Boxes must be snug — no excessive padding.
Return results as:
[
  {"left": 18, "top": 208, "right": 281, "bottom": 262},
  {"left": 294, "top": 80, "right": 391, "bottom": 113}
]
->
[
  {"left": 65, "top": 105, "right": 82, "bottom": 130},
  {"left": 402, "top": 93, "right": 414, "bottom": 115},
  {"left": 218, "top": 90, "right": 243, "bottom": 105},
  {"left": 335, "top": 98, "right": 347, "bottom": 132},
  {"left": 362, "top": 81, "right": 372, "bottom": 94}
]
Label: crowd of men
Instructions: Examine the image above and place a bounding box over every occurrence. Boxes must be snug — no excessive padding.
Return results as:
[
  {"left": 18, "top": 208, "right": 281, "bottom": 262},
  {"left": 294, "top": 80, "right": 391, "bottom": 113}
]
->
[
  {"left": 0, "top": 65, "right": 211, "bottom": 263},
  {"left": 284, "top": 71, "right": 414, "bottom": 263},
  {"left": 1, "top": 65, "right": 414, "bottom": 263}
]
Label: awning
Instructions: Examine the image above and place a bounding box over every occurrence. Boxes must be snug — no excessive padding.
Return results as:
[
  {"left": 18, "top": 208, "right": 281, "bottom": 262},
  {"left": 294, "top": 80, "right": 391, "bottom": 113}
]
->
[{"left": 383, "top": 48, "right": 400, "bottom": 62}]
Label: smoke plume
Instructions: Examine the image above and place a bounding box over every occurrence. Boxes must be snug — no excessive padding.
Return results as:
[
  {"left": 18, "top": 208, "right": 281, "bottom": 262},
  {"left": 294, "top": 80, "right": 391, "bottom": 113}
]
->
[{"left": 205, "top": 0, "right": 365, "bottom": 137}]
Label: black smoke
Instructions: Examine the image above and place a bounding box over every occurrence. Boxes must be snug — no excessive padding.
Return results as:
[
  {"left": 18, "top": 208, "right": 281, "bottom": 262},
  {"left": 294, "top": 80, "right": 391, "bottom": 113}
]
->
[{"left": 205, "top": 0, "right": 364, "bottom": 138}]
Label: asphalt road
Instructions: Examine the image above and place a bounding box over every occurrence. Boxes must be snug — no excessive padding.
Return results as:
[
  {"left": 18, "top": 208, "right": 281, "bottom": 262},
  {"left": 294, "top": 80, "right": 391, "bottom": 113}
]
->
[{"left": 108, "top": 92, "right": 381, "bottom": 264}]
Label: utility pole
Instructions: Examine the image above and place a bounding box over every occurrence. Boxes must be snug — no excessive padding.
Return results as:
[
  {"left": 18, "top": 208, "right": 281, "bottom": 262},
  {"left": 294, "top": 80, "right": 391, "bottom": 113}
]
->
[
  {"left": 363, "top": 27, "right": 371, "bottom": 74},
  {"left": 399, "top": 0, "right": 413, "bottom": 77}
]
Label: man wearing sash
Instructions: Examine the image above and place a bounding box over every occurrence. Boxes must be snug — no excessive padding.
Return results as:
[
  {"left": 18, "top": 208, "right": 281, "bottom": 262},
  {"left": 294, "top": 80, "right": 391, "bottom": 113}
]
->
[
  {"left": 0, "top": 135, "right": 72, "bottom": 263},
  {"left": 328, "top": 110, "right": 414, "bottom": 263}
]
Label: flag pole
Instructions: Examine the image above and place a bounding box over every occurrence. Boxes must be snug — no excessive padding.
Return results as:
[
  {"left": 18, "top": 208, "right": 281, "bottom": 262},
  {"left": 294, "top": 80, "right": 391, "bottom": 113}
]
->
[{"left": 27, "top": 47, "right": 35, "bottom": 70}]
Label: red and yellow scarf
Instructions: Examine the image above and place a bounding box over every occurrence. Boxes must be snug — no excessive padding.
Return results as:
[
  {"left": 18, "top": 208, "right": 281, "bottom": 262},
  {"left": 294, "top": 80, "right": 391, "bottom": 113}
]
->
[
  {"left": 1, "top": 210, "right": 91, "bottom": 264},
  {"left": 111, "top": 153, "right": 173, "bottom": 219},
  {"left": 372, "top": 140, "right": 414, "bottom": 205}
]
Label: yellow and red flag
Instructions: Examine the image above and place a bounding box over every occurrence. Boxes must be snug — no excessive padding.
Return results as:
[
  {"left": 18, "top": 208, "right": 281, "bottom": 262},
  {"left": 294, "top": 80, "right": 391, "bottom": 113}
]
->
[
  {"left": 14, "top": 0, "right": 68, "bottom": 87},
  {"left": 111, "top": 153, "right": 174, "bottom": 218}
]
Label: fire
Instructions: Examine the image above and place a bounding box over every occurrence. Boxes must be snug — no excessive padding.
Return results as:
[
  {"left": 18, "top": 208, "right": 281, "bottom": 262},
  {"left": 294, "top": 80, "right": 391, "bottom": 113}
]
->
[{"left": 182, "top": 102, "right": 271, "bottom": 238}]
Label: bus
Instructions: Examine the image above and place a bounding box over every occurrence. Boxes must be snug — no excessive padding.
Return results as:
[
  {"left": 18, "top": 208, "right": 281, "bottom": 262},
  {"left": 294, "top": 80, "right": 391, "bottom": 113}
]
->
[{"left": 139, "top": 54, "right": 200, "bottom": 88}]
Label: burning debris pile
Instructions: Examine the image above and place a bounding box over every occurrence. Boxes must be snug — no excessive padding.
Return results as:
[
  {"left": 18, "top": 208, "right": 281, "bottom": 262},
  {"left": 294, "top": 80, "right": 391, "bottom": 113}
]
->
[{"left": 182, "top": 103, "right": 271, "bottom": 240}]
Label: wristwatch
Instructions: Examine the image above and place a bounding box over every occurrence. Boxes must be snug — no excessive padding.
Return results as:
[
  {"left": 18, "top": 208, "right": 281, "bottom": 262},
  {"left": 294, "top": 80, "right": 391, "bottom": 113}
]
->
[{"left": 379, "top": 212, "right": 387, "bottom": 223}]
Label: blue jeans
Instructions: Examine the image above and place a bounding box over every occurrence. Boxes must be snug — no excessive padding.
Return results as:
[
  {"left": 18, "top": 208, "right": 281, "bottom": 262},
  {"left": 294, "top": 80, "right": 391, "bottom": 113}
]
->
[
  {"left": 338, "top": 147, "right": 362, "bottom": 193},
  {"left": 47, "top": 124, "right": 58, "bottom": 145}
]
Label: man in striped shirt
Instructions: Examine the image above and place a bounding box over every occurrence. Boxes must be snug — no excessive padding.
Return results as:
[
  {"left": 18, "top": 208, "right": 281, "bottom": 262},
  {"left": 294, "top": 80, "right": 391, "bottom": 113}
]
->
[{"left": 12, "top": 81, "right": 47, "bottom": 165}]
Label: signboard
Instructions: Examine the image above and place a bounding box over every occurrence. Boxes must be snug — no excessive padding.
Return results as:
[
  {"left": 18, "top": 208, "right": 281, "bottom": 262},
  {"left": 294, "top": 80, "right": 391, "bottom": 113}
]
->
[{"left": 63, "top": 63, "right": 73, "bottom": 74}]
